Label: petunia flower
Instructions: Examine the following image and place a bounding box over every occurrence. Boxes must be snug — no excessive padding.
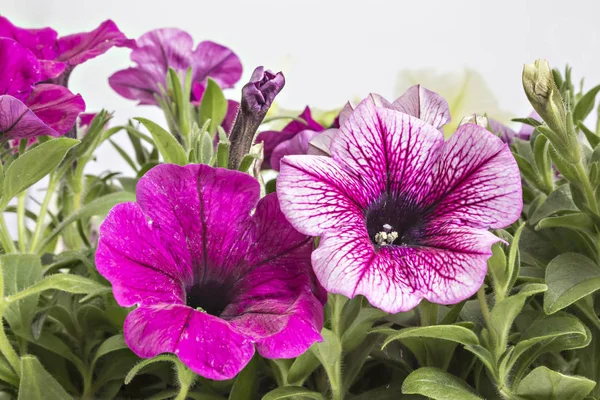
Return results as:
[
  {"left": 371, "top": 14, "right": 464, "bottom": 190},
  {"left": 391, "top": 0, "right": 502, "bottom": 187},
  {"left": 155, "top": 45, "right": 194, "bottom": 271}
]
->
[
  {"left": 277, "top": 101, "right": 522, "bottom": 313},
  {"left": 0, "top": 38, "right": 85, "bottom": 141},
  {"left": 0, "top": 17, "right": 134, "bottom": 83},
  {"left": 95, "top": 164, "right": 324, "bottom": 380},
  {"left": 256, "top": 106, "right": 326, "bottom": 170},
  {"left": 109, "top": 28, "right": 241, "bottom": 105}
]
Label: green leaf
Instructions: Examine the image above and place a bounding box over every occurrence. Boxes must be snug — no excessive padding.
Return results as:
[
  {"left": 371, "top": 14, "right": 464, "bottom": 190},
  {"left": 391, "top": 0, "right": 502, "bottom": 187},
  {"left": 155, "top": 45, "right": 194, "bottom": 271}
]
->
[
  {"left": 216, "top": 126, "right": 230, "bottom": 168},
  {"left": 6, "top": 274, "right": 107, "bottom": 303},
  {"left": 135, "top": 118, "right": 187, "bottom": 165},
  {"left": 310, "top": 328, "right": 341, "bottom": 366},
  {"left": 516, "top": 367, "right": 596, "bottom": 400},
  {"left": 530, "top": 185, "right": 578, "bottom": 225},
  {"left": 574, "top": 84, "right": 600, "bottom": 122},
  {"left": 286, "top": 350, "right": 320, "bottom": 386},
  {"left": 229, "top": 357, "right": 257, "bottom": 400},
  {"left": 198, "top": 78, "right": 228, "bottom": 135},
  {"left": 262, "top": 387, "right": 325, "bottom": 400},
  {"left": 489, "top": 284, "right": 547, "bottom": 357},
  {"left": 1, "top": 254, "right": 42, "bottom": 335},
  {"left": 39, "top": 191, "right": 135, "bottom": 251},
  {"left": 537, "top": 213, "right": 595, "bottom": 234},
  {"left": 342, "top": 306, "right": 386, "bottom": 352},
  {"left": 544, "top": 253, "right": 600, "bottom": 314},
  {"left": 198, "top": 130, "right": 214, "bottom": 165},
  {"left": 380, "top": 324, "right": 479, "bottom": 349},
  {"left": 578, "top": 122, "right": 600, "bottom": 148},
  {"left": 512, "top": 117, "right": 542, "bottom": 127},
  {"left": 0, "top": 138, "right": 79, "bottom": 209},
  {"left": 18, "top": 356, "right": 72, "bottom": 400},
  {"left": 464, "top": 344, "right": 497, "bottom": 379},
  {"left": 402, "top": 367, "right": 482, "bottom": 400},
  {"left": 91, "top": 334, "right": 128, "bottom": 369}
]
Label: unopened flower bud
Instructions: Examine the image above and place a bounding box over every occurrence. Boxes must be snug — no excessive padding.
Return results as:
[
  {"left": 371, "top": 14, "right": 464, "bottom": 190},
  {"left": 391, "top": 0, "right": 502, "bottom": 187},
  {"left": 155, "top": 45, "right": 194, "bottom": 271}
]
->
[
  {"left": 228, "top": 67, "right": 285, "bottom": 169},
  {"left": 458, "top": 114, "right": 488, "bottom": 129}
]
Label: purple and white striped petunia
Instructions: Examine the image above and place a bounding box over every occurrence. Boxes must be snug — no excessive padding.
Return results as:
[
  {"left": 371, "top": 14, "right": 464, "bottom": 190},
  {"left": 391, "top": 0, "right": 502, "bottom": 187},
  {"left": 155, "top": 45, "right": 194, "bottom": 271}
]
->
[
  {"left": 277, "top": 99, "right": 522, "bottom": 313},
  {"left": 109, "top": 28, "right": 242, "bottom": 106},
  {"left": 96, "top": 164, "right": 324, "bottom": 380}
]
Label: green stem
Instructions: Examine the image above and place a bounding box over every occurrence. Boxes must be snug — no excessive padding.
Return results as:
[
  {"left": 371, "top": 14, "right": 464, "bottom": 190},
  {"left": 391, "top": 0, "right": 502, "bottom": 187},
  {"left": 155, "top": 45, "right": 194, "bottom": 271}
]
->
[
  {"left": 0, "top": 213, "right": 16, "bottom": 254},
  {"left": 16, "top": 192, "right": 27, "bottom": 252},
  {"left": 419, "top": 300, "right": 438, "bottom": 326},
  {"left": 477, "top": 286, "right": 491, "bottom": 328},
  {"left": 575, "top": 161, "right": 599, "bottom": 215},
  {"left": 330, "top": 294, "right": 346, "bottom": 338},
  {"left": 29, "top": 175, "right": 58, "bottom": 253},
  {"left": 0, "top": 261, "right": 20, "bottom": 377},
  {"left": 174, "top": 362, "right": 196, "bottom": 400}
]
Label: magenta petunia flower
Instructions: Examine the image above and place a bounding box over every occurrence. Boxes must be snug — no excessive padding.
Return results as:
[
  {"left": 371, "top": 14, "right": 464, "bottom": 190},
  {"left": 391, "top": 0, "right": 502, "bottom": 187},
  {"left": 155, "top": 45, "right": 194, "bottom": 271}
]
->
[
  {"left": 0, "top": 38, "right": 85, "bottom": 141},
  {"left": 109, "top": 28, "right": 242, "bottom": 105},
  {"left": 96, "top": 164, "right": 324, "bottom": 380},
  {"left": 0, "top": 17, "right": 134, "bottom": 83},
  {"left": 277, "top": 100, "right": 522, "bottom": 313},
  {"left": 256, "top": 107, "right": 326, "bottom": 170}
]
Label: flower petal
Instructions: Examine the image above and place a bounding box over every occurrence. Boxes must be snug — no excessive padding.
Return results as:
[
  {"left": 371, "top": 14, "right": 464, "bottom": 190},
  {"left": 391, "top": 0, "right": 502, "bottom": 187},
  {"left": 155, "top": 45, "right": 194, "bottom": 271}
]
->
[
  {"left": 192, "top": 41, "right": 242, "bottom": 89},
  {"left": 95, "top": 203, "right": 189, "bottom": 307},
  {"left": 312, "top": 222, "right": 498, "bottom": 313},
  {"left": 124, "top": 304, "right": 255, "bottom": 380},
  {"left": 108, "top": 67, "right": 160, "bottom": 105},
  {"left": 0, "top": 16, "right": 59, "bottom": 60},
  {"left": 307, "top": 128, "right": 338, "bottom": 156},
  {"left": 392, "top": 85, "right": 451, "bottom": 130},
  {"left": 25, "top": 84, "right": 85, "bottom": 134},
  {"left": 57, "top": 20, "right": 134, "bottom": 66},
  {"left": 222, "top": 99, "right": 239, "bottom": 133},
  {"left": 331, "top": 102, "right": 444, "bottom": 206},
  {"left": 283, "top": 107, "right": 324, "bottom": 134},
  {"left": 38, "top": 60, "right": 66, "bottom": 81},
  {"left": 270, "top": 129, "right": 320, "bottom": 171},
  {"left": 278, "top": 155, "right": 374, "bottom": 236},
  {"left": 488, "top": 118, "right": 517, "bottom": 143},
  {"left": 224, "top": 194, "right": 324, "bottom": 357},
  {"left": 130, "top": 28, "right": 192, "bottom": 85},
  {"left": 426, "top": 123, "right": 523, "bottom": 229},
  {"left": 0, "top": 95, "right": 57, "bottom": 140},
  {"left": 136, "top": 164, "right": 260, "bottom": 284},
  {"left": 0, "top": 38, "right": 40, "bottom": 101}
]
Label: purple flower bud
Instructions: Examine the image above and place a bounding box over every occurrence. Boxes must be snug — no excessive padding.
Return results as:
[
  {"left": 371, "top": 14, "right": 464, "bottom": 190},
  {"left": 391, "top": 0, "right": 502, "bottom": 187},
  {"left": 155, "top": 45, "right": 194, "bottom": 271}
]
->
[{"left": 228, "top": 66, "right": 285, "bottom": 169}]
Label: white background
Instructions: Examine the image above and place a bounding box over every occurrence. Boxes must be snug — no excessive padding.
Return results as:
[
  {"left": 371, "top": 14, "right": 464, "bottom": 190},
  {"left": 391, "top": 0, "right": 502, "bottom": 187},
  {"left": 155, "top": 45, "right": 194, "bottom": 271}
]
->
[{"left": 2, "top": 0, "right": 600, "bottom": 175}]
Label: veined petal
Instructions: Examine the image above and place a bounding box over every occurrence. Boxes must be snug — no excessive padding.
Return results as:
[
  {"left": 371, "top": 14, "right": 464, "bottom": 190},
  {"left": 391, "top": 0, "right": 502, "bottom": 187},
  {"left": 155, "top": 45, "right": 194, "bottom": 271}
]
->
[
  {"left": 25, "top": 84, "right": 85, "bottom": 134},
  {"left": 108, "top": 67, "right": 160, "bottom": 105},
  {"left": 392, "top": 85, "right": 451, "bottom": 130},
  {"left": 57, "top": 20, "right": 134, "bottom": 66},
  {"left": 426, "top": 123, "right": 522, "bottom": 229},
  {"left": 136, "top": 164, "right": 260, "bottom": 284},
  {"left": 0, "top": 38, "right": 40, "bottom": 101},
  {"left": 192, "top": 41, "right": 242, "bottom": 89},
  {"left": 95, "top": 203, "right": 190, "bottom": 307},
  {"left": 313, "top": 222, "right": 498, "bottom": 313},
  {"left": 270, "top": 129, "right": 320, "bottom": 171},
  {"left": 0, "top": 95, "right": 57, "bottom": 140},
  {"left": 278, "top": 155, "right": 375, "bottom": 236},
  {"left": 124, "top": 304, "right": 255, "bottom": 380},
  {"left": 331, "top": 102, "right": 444, "bottom": 206}
]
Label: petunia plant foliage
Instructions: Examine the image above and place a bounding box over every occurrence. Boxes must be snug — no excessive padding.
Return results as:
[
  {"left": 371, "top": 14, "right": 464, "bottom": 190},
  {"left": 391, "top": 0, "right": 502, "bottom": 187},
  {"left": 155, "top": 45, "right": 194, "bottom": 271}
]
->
[{"left": 0, "top": 16, "right": 598, "bottom": 400}]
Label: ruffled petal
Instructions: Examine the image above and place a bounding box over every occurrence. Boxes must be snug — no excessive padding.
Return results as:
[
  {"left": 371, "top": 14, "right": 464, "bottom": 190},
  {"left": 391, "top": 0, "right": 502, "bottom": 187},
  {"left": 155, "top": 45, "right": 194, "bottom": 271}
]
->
[
  {"left": 270, "top": 129, "right": 320, "bottom": 171},
  {"left": 278, "top": 155, "right": 375, "bottom": 236},
  {"left": 426, "top": 123, "right": 523, "bottom": 229},
  {"left": 255, "top": 129, "right": 296, "bottom": 169},
  {"left": 331, "top": 102, "right": 444, "bottom": 206},
  {"left": 392, "top": 85, "right": 451, "bottom": 130},
  {"left": 25, "top": 84, "right": 85, "bottom": 134},
  {"left": 95, "top": 203, "right": 190, "bottom": 307},
  {"left": 0, "top": 38, "right": 40, "bottom": 101},
  {"left": 0, "top": 95, "right": 57, "bottom": 140},
  {"left": 0, "top": 17, "right": 58, "bottom": 60},
  {"left": 282, "top": 107, "right": 324, "bottom": 134},
  {"left": 57, "top": 20, "right": 134, "bottom": 66},
  {"left": 312, "top": 221, "right": 498, "bottom": 313},
  {"left": 108, "top": 67, "right": 160, "bottom": 105},
  {"left": 38, "top": 60, "right": 66, "bottom": 81},
  {"left": 136, "top": 164, "right": 260, "bottom": 284},
  {"left": 124, "top": 304, "right": 255, "bottom": 380},
  {"left": 192, "top": 41, "right": 242, "bottom": 89}
]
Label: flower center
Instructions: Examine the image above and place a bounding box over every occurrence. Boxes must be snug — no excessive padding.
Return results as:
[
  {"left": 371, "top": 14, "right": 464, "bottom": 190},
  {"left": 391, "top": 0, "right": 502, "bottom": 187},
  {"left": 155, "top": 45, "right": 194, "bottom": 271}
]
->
[
  {"left": 186, "top": 281, "right": 230, "bottom": 316},
  {"left": 364, "top": 194, "right": 423, "bottom": 247}
]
